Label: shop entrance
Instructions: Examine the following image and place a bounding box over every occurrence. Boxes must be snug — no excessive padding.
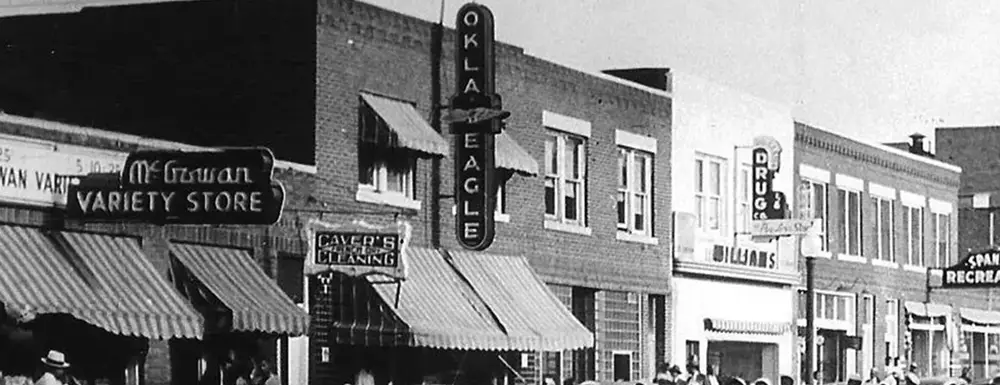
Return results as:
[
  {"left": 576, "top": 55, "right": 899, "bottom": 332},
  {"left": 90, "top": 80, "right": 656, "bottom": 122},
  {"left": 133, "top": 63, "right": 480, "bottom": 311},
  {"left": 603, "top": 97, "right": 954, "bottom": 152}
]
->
[
  {"left": 707, "top": 341, "right": 778, "bottom": 382},
  {"left": 818, "top": 329, "right": 847, "bottom": 383}
]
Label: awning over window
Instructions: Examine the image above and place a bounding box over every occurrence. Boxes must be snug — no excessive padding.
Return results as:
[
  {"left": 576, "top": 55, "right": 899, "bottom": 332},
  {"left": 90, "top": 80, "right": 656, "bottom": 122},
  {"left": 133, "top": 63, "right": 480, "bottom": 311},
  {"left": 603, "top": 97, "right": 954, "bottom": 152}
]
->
[
  {"left": 904, "top": 301, "right": 952, "bottom": 318},
  {"left": 495, "top": 131, "right": 539, "bottom": 176},
  {"left": 447, "top": 250, "right": 594, "bottom": 351},
  {"left": 169, "top": 243, "right": 310, "bottom": 336},
  {"left": 0, "top": 225, "right": 203, "bottom": 339},
  {"left": 0, "top": 0, "right": 198, "bottom": 17},
  {"left": 360, "top": 92, "right": 449, "bottom": 157},
  {"left": 960, "top": 308, "right": 1000, "bottom": 325},
  {"left": 704, "top": 318, "right": 790, "bottom": 335}
]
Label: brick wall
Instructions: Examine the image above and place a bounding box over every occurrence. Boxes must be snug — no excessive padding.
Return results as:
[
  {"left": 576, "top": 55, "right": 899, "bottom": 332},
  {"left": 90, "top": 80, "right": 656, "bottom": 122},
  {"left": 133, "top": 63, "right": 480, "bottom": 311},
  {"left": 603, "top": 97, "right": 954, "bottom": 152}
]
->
[{"left": 794, "top": 122, "right": 984, "bottom": 376}]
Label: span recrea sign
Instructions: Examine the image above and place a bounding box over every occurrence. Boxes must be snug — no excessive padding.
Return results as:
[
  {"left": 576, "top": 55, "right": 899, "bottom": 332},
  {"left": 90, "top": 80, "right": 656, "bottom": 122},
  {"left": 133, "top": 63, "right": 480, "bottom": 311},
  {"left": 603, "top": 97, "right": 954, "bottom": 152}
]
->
[
  {"left": 942, "top": 249, "right": 1000, "bottom": 288},
  {"left": 66, "top": 148, "right": 285, "bottom": 225}
]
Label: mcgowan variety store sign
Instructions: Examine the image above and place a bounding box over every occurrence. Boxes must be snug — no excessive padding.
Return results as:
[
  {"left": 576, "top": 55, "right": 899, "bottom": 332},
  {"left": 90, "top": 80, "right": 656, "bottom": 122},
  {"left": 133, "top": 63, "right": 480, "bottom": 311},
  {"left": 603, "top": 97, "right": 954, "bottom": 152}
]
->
[
  {"left": 943, "top": 249, "right": 1000, "bottom": 287},
  {"left": 66, "top": 148, "right": 285, "bottom": 225}
]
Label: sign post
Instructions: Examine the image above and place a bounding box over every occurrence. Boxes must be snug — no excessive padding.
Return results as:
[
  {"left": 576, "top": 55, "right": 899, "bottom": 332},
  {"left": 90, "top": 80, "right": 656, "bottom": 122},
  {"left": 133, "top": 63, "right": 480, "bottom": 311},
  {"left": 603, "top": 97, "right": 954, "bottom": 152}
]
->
[{"left": 450, "top": 3, "right": 507, "bottom": 251}]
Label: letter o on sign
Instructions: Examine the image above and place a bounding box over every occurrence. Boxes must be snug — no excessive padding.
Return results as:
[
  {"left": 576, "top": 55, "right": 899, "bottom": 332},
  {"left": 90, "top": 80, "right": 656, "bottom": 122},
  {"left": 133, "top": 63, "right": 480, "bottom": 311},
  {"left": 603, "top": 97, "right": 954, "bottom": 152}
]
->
[{"left": 463, "top": 11, "right": 479, "bottom": 26}]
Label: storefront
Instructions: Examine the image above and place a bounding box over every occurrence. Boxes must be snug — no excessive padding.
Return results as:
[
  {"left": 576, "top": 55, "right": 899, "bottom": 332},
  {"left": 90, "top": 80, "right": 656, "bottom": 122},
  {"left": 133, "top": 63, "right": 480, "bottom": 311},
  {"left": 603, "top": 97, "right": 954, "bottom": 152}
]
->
[
  {"left": 672, "top": 217, "right": 799, "bottom": 385},
  {"left": 956, "top": 308, "right": 1000, "bottom": 380},
  {"left": 903, "top": 301, "right": 953, "bottom": 377}
]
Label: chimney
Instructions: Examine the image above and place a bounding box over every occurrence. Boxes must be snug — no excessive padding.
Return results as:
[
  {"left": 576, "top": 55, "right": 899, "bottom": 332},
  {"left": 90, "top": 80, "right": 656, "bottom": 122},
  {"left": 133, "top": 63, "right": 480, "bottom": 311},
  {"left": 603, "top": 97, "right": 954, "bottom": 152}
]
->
[{"left": 909, "top": 133, "right": 926, "bottom": 155}]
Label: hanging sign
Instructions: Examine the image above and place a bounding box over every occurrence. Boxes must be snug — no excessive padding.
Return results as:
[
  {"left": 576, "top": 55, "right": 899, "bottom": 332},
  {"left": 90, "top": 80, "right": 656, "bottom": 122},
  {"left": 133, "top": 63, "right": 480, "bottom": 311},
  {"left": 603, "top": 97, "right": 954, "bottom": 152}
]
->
[
  {"left": 451, "top": 2, "right": 504, "bottom": 251},
  {"left": 303, "top": 219, "right": 411, "bottom": 280},
  {"left": 942, "top": 249, "right": 1000, "bottom": 287},
  {"left": 751, "top": 135, "right": 785, "bottom": 220},
  {"left": 66, "top": 147, "right": 285, "bottom": 224}
]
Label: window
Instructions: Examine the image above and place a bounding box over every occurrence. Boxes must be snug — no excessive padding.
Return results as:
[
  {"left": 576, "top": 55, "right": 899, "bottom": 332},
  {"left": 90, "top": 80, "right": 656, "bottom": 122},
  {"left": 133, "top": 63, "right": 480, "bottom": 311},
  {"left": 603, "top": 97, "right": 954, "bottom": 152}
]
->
[
  {"left": 613, "top": 352, "right": 632, "bottom": 381},
  {"left": 934, "top": 213, "right": 951, "bottom": 267},
  {"left": 797, "top": 291, "right": 853, "bottom": 322},
  {"left": 903, "top": 205, "right": 924, "bottom": 266},
  {"left": 617, "top": 147, "right": 653, "bottom": 234},
  {"left": 837, "top": 188, "right": 862, "bottom": 255},
  {"left": 496, "top": 178, "right": 507, "bottom": 215},
  {"left": 695, "top": 155, "right": 725, "bottom": 232},
  {"left": 544, "top": 131, "right": 587, "bottom": 226},
  {"left": 736, "top": 165, "right": 751, "bottom": 234},
  {"left": 802, "top": 179, "right": 829, "bottom": 250},
  {"left": 885, "top": 299, "right": 899, "bottom": 357},
  {"left": 873, "top": 197, "right": 895, "bottom": 262},
  {"left": 358, "top": 101, "right": 416, "bottom": 198}
]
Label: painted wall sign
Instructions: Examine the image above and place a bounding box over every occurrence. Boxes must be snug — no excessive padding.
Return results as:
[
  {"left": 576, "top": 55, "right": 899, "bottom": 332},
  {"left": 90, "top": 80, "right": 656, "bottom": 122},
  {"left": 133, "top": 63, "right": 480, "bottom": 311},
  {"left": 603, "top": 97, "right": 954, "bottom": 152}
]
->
[
  {"left": 303, "top": 219, "right": 410, "bottom": 280},
  {"left": 751, "top": 136, "right": 786, "bottom": 221},
  {"left": 942, "top": 249, "right": 1000, "bottom": 287},
  {"left": 66, "top": 148, "right": 285, "bottom": 224},
  {"left": 0, "top": 134, "right": 127, "bottom": 207},
  {"left": 451, "top": 2, "right": 500, "bottom": 251},
  {"left": 711, "top": 244, "right": 778, "bottom": 270}
]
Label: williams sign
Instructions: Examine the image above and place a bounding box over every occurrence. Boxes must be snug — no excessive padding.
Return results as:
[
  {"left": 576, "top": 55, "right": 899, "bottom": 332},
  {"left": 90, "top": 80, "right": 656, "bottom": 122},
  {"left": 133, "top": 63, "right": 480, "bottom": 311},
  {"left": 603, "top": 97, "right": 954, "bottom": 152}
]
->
[
  {"left": 942, "top": 249, "right": 1000, "bottom": 288},
  {"left": 303, "top": 219, "right": 411, "bottom": 280},
  {"left": 66, "top": 148, "right": 285, "bottom": 225},
  {"left": 451, "top": 2, "right": 503, "bottom": 251}
]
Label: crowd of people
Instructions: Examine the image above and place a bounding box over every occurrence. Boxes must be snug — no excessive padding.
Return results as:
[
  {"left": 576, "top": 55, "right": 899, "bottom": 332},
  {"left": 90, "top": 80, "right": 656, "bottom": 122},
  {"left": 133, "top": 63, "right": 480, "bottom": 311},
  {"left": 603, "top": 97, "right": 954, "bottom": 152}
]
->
[{"left": 650, "top": 362, "right": 789, "bottom": 385}]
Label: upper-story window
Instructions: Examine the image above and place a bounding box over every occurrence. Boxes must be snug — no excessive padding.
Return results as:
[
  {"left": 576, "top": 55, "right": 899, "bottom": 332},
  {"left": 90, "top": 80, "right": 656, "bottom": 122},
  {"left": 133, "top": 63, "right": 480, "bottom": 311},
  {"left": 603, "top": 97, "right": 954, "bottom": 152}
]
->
[
  {"left": 901, "top": 192, "right": 925, "bottom": 267},
  {"left": 736, "top": 165, "right": 751, "bottom": 234},
  {"left": 615, "top": 130, "right": 657, "bottom": 238},
  {"left": 835, "top": 174, "right": 863, "bottom": 256},
  {"left": 801, "top": 179, "right": 829, "bottom": 251},
  {"left": 355, "top": 93, "right": 449, "bottom": 210},
  {"left": 870, "top": 184, "right": 896, "bottom": 263},
  {"left": 695, "top": 154, "right": 725, "bottom": 233},
  {"left": 543, "top": 111, "right": 591, "bottom": 231},
  {"left": 496, "top": 178, "right": 507, "bottom": 215},
  {"left": 930, "top": 199, "right": 953, "bottom": 268}
]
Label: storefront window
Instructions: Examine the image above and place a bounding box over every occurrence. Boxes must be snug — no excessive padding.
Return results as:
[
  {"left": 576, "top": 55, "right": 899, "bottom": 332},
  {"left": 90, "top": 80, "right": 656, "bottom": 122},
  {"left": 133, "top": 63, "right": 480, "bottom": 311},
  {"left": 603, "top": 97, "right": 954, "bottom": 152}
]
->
[{"left": 990, "top": 333, "right": 1000, "bottom": 380}]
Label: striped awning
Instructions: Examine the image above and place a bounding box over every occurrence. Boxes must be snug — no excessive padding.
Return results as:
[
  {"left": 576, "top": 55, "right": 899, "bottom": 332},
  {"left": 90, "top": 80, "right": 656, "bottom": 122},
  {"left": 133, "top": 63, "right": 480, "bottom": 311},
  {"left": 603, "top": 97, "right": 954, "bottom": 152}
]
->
[
  {"left": 960, "top": 308, "right": 1000, "bottom": 325},
  {"left": 495, "top": 131, "right": 539, "bottom": 176},
  {"left": 704, "top": 318, "right": 790, "bottom": 335},
  {"left": 0, "top": 225, "right": 202, "bottom": 339},
  {"left": 447, "top": 250, "right": 594, "bottom": 351},
  {"left": 904, "top": 301, "right": 951, "bottom": 318},
  {"left": 169, "top": 243, "right": 309, "bottom": 336},
  {"left": 360, "top": 92, "right": 449, "bottom": 157},
  {"left": 364, "top": 247, "right": 513, "bottom": 350},
  {"left": 58, "top": 232, "right": 203, "bottom": 339},
  {"left": 0, "top": 0, "right": 199, "bottom": 17}
]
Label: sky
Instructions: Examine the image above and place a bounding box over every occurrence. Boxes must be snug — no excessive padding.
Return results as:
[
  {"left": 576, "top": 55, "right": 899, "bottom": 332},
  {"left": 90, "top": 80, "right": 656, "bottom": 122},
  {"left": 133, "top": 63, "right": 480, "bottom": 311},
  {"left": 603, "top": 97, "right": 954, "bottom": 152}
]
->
[{"left": 364, "top": 0, "right": 1000, "bottom": 150}]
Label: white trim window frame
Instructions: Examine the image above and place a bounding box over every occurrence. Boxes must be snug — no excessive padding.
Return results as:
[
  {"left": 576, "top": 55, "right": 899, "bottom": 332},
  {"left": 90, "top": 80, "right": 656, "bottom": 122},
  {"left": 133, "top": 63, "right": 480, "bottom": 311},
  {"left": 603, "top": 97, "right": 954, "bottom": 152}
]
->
[
  {"left": 695, "top": 154, "right": 726, "bottom": 234},
  {"left": 871, "top": 194, "right": 895, "bottom": 263},
  {"left": 837, "top": 186, "right": 863, "bottom": 257},
  {"left": 932, "top": 210, "right": 951, "bottom": 268},
  {"left": 356, "top": 101, "right": 420, "bottom": 210},
  {"left": 903, "top": 204, "right": 924, "bottom": 267},
  {"left": 544, "top": 130, "right": 588, "bottom": 227},
  {"left": 736, "top": 164, "right": 751, "bottom": 234},
  {"left": 802, "top": 178, "right": 830, "bottom": 252},
  {"left": 617, "top": 146, "right": 654, "bottom": 235}
]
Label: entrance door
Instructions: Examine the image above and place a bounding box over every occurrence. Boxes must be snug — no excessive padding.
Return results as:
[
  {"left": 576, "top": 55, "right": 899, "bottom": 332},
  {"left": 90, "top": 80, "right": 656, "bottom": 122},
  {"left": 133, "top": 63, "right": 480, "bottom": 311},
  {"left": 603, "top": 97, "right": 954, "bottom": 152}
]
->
[
  {"left": 707, "top": 341, "right": 778, "bottom": 382},
  {"left": 818, "top": 329, "right": 846, "bottom": 383}
]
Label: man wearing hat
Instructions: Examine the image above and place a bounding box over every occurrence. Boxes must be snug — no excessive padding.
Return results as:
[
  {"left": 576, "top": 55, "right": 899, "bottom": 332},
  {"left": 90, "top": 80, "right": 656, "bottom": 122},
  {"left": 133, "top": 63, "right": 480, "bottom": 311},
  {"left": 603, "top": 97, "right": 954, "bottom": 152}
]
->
[{"left": 36, "top": 350, "right": 70, "bottom": 385}]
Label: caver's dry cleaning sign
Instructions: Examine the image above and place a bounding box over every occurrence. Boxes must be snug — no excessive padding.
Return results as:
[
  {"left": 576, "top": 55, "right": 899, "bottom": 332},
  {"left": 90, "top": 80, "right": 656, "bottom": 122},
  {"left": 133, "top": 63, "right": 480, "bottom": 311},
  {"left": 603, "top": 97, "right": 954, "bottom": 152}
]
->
[{"left": 66, "top": 148, "right": 285, "bottom": 224}]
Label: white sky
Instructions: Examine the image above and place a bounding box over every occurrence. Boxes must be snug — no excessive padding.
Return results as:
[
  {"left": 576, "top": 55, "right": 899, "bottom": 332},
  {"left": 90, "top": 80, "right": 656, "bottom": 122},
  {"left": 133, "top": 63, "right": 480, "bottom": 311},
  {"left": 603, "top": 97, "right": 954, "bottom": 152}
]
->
[{"left": 364, "top": 0, "right": 1000, "bottom": 149}]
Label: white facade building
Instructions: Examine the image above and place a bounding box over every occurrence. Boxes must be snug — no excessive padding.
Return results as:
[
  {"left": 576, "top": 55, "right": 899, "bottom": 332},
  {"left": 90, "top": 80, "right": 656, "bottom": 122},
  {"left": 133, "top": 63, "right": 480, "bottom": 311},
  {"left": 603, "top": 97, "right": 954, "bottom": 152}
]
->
[{"left": 669, "top": 70, "right": 798, "bottom": 383}]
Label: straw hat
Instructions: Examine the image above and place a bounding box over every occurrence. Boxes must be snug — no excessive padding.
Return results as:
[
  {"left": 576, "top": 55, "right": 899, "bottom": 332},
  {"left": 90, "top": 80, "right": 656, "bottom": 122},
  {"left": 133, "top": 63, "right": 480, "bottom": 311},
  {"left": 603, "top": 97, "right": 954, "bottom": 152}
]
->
[{"left": 41, "top": 350, "right": 70, "bottom": 369}]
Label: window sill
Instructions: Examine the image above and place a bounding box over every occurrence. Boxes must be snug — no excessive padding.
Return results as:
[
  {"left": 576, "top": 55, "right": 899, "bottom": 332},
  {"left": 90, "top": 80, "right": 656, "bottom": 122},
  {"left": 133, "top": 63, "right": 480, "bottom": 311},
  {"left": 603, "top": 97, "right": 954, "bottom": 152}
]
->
[
  {"left": 450, "top": 205, "right": 510, "bottom": 223},
  {"left": 903, "top": 264, "right": 928, "bottom": 273},
  {"left": 837, "top": 254, "right": 867, "bottom": 264},
  {"left": 616, "top": 231, "right": 658, "bottom": 245},
  {"left": 544, "top": 219, "right": 592, "bottom": 236},
  {"left": 871, "top": 259, "right": 900, "bottom": 269},
  {"left": 356, "top": 187, "right": 422, "bottom": 211}
]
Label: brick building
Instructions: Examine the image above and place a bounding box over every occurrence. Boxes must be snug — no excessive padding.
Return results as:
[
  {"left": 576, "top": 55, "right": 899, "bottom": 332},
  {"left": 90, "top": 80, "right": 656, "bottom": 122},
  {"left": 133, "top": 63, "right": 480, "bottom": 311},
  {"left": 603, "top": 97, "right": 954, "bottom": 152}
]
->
[
  {"left": 935, "top": 125, "right": 1000, "bottom": 379},
  {"left": 315, "top": 1, "right": 673, "bottom": 384},
  {"left": 793, "top": 122, "right": 999, "bottom": 382}
]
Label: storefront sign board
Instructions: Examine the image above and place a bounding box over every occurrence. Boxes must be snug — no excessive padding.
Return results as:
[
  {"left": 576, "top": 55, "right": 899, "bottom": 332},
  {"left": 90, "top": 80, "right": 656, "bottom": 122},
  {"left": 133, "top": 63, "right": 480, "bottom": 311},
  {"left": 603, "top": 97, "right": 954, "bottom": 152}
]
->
[
  {"left": 0, "top": 134, "right": 127, "bottom": 207},
  {"left": 303, "top": 219, "right": 411, "bottom": 280},
  {"left": 942, "top": 249, "right": 1000, "bottom": 288},
  {"left": 711, "top": 244, "right": 778, "bottom": 270},
  {"left": 66, "top": 147, "right": 285, "bottom": 224},
  {"left": 751, "top": 135, "right": 786, "bottom": 221},
  {"left": 750, "top": 218, "right": 817, "bottom": 237}
]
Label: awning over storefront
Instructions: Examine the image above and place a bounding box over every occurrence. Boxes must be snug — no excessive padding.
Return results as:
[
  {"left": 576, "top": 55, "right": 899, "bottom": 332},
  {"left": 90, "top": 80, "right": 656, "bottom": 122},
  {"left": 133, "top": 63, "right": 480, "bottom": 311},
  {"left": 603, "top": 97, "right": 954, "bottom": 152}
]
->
[
  {"left": 360, "top": 92, "right": 449, "bottom": 157},
  {"left": 169, "top": 243, "right": 309, "bottom": 336},
  {"left": 960, "top": 308, "right": 1000, "bottom": 325},
  {"left": 495, "top": 131, "right": 539, "bottom": 176},
  {"left": 0, "top": 225, "right": 203, "bottom": 339},
  {"left": 321, "top": 247, "right": 593, "bottom": 351},
  {"left": 904, "top": 301, "right": 952, "bottom": 318},
  {"left": 447, "top": 250, "right": 594, "bottom": 351},
  {"left": 704, "top": 318, "right": 790, "bottom": 335}
]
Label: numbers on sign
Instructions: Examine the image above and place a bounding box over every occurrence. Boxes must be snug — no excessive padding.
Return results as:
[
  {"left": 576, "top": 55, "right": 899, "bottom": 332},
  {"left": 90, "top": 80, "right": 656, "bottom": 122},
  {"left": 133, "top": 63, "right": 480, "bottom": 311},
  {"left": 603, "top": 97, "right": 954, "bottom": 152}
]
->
[{"left": 0, "top": 147, "right": 12, "bottom": 163}]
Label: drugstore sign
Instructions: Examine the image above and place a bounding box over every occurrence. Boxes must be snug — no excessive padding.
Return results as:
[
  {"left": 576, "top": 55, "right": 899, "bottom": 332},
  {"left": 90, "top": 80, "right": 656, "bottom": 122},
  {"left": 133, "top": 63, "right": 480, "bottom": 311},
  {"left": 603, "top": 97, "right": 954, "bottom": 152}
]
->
[{"left": 0, "top": 135, "right": 127, "bottom": 207}]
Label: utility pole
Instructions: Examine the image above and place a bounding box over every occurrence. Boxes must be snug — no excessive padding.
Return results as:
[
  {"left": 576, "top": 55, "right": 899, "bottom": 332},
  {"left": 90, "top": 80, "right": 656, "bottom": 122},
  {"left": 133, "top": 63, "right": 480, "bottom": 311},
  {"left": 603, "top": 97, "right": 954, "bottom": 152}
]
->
[{"left": 429, "top": 1, "right": 444, "bottom": 248}]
